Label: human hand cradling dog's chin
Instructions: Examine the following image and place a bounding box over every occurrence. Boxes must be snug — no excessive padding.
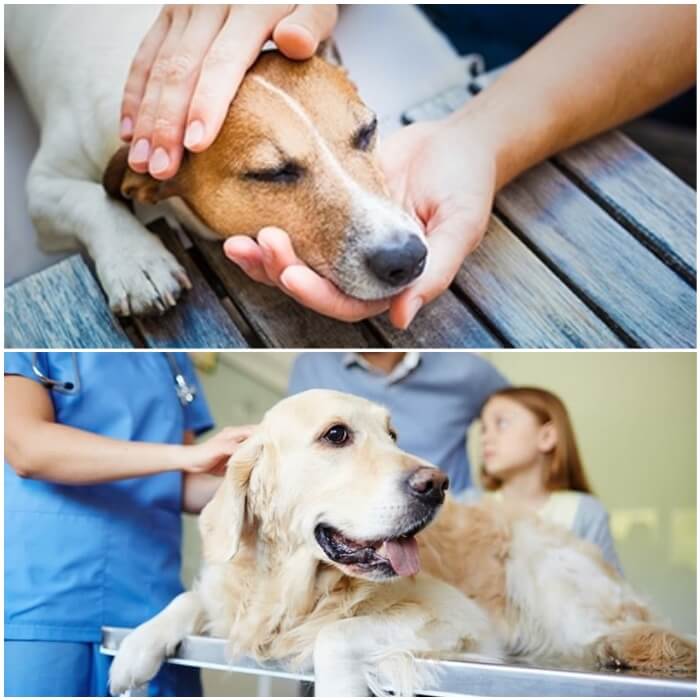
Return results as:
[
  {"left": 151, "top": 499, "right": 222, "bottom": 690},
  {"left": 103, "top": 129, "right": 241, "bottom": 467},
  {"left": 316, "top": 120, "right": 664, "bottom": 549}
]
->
[
  {"left": 223, "top": 228, "right": 391, "bottom": 324},
  {"left": 224, "top": 117, "right": 497, "bottom": 329},
  {"left": 378, "top": 118, "right": 497, "bottom": 329}
]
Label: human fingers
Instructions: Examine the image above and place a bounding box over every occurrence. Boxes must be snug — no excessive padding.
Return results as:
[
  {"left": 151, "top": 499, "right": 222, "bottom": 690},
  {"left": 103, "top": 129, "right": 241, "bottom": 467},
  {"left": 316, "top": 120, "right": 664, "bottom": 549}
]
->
[
  {"left": 256, "top": 227, "right": 303, "bottom": 285},
  {"left": 128, "top": 7, "right": 190, "bottom": 172},
  {"left": 279, "top": 265, "right": 390, "bottom": 322},
  {"left": 185, "top": 5, "right": 295, "bottom": 153},
  {"left": 273, "top": 4, "right": 338, "bottom": 59},
  {"left": 120, "top": 7, "right": 171, "bottom": 142},
  {"left": 223, "top": 236, "right": 275, "bottom": 286},
  {"left": 146, "top": 5, "right": 229, "bottom": 179}
]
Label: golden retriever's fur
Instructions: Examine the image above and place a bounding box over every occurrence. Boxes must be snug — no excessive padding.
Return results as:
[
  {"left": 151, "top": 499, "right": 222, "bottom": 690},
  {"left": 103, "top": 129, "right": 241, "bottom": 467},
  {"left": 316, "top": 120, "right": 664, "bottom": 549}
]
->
[{"left": 109, "top": 390, "right": 695, "bottom": 696}]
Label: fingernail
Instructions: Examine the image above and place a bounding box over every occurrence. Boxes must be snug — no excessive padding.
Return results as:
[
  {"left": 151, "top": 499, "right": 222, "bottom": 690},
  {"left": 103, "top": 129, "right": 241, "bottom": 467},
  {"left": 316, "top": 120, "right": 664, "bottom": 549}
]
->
[
  {"left": 184, "top": 120, "right": 204, "bottom": 149},
  {"left": 402, "top": 297, "right": 423, "bottom": 329},
  {"left": 120, "top": 116, "right": 133, "bottom": 139},
  {"left": 130, "top": 138, "right": 150, "bottom": 163},
  {"left": 279, "top": 269, "right": 292, "bottom": 291},
  {"left": 149, "top": 147, "right": 170, "bottom": 174}
]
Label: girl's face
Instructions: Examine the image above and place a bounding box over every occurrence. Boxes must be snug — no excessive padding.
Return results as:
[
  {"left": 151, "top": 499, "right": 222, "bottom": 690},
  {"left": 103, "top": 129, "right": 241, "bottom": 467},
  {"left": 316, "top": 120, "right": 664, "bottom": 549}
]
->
[{"left": 480, "top": 396, "right": 556, "bottom": 477}]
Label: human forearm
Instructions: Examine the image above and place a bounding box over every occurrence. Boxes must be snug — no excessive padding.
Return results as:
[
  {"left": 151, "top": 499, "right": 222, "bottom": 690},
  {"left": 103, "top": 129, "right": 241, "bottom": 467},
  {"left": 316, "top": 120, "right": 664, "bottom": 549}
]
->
[
  {"left": 6, "top": 420, "right": 188, "bottom": 484},
  {"left": 182, "top": 471, "right": 223, "bottom": 514},
  {"left": 450, "top": 4, "right": 696, "bottom": 189}
]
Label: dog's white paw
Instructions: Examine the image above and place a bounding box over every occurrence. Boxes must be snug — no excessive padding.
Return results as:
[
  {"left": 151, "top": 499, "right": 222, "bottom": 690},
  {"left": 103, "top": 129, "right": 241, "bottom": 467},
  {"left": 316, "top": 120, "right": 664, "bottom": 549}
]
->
[
  {"left": 108, "top": 627, "right": 169, "bottom": 696},
  {"left": 95, "top": 234, "right": 192, "bottom": 316}
]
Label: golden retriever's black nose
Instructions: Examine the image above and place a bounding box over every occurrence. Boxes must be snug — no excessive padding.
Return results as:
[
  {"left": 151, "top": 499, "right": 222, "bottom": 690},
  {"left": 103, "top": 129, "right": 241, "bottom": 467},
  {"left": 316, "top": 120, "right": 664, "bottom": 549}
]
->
[
  {"left": 407, "top": 467, "right": 449, "bottom": 506},
  {"left": 367, "top": 234, "right": 427, "bottom": 287}
]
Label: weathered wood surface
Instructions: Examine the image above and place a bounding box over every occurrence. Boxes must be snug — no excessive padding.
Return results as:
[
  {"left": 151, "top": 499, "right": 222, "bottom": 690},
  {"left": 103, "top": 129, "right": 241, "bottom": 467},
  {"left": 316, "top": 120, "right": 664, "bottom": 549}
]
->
[
  {"left": 370, "top": 290, "right": 502, "bottom": 348},
  {"left": 5, "top": 256, "right": 132, "bottom": 349},
  {"left": 555, "top": 132, "right": 696, "bottom": 282},
  {"left": 496, "top": 161, "right": 695, "bottom": 348},
  {"left": 453, "top": 217, "right": 624, "bottom": 348}
]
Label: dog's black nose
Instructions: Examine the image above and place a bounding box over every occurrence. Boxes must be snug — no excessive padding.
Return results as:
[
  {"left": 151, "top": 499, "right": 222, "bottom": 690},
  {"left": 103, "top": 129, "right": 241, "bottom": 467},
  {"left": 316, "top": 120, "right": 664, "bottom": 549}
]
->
[
  {"left": 367, "top": 234, "right": 427, "bottom": 287},
  {"left": 406, "top": 467, "right": 449, "bottom": 506}
]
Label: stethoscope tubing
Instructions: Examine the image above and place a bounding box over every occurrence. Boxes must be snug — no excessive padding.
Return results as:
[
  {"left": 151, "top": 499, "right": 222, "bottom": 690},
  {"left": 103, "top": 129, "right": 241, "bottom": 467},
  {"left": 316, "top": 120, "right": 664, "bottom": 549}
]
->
[{"left": 30, "top": 352, "right": 196, "bottom": 406}]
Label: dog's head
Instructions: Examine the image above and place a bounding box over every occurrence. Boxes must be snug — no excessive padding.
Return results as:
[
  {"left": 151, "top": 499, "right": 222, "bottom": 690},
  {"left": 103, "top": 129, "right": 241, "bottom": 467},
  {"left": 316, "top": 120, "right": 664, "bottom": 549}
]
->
[
  {"left": 104, "top": 51, "right": 427, "bottom": 300},
  {"left": 199, "top": 389, "right": 448, "bottom": 581}
]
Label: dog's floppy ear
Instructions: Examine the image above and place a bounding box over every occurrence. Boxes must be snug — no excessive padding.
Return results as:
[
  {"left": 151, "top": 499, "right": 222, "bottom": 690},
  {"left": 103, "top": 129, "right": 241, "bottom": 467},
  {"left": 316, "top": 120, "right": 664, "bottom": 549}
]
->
[
  {"left": 316, "top": 38, "right": 343, "bottom": 67},
  {"left": 102, "top": 145, "right": 179, "bottom": 204},
  {"left": 198, "top": 431, "right": 264, "bottom": 564}
]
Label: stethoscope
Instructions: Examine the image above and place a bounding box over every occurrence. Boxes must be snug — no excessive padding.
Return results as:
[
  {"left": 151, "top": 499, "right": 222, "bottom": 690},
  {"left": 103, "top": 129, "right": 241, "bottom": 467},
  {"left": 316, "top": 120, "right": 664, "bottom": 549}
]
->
[{"left": 31, "top": 352, "right": 197, "bottom": 407}]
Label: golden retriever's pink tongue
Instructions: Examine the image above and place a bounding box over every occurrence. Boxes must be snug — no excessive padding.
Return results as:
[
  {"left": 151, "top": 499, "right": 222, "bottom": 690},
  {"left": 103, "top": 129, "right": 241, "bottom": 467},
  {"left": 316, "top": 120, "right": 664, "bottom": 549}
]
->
[{"left": 385, "top": 536, "right": 420, "bottom": 576}]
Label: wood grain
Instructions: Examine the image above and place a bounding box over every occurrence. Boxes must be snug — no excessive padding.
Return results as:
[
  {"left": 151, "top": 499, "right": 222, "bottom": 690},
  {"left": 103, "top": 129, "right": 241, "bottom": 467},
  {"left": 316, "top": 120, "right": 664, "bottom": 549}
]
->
[
  {"left": 5, "top": 255, "right": 132, "bottom": 348},
  {"left": 453, "top": 216, "right": 624, "bottom": 348},
  {"left": 555, "top": 132, "right": 696, "bottom": 281},
  {"left": 497, "top": 162, "right": 695, "bottom": 348}
]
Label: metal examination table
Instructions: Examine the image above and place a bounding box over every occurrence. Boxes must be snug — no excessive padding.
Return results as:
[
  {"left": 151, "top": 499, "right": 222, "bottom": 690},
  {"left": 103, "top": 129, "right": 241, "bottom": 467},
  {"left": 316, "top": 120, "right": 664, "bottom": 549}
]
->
[{"left": 101, "top": 626, "right": 696, "bottom": 697}]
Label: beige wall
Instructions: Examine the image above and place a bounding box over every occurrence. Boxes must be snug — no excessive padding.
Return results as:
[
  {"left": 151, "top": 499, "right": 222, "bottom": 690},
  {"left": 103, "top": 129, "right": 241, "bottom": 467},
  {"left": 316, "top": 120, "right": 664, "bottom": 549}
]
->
[{"left": 184, "top": 351, "right": 696, "bottom": 694}]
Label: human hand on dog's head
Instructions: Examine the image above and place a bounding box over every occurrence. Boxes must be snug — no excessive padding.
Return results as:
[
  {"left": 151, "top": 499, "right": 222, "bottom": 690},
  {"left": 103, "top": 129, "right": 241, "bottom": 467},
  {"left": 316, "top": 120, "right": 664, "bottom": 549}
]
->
[
  {"left": 224, "top": 117, "right": 497, "bottom": 329},
  {"left": 181, "top": 424, "right": 258, "bottom": 476},
  {"left": 121, "top": 4, "right": 338, "bottom": 181}
]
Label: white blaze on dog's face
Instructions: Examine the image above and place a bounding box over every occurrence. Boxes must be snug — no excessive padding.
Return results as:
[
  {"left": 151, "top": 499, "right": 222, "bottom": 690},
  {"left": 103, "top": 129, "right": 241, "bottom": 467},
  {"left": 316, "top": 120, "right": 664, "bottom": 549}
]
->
[
  {"left": 200, "top": 390, "right": 449, "bottom": 582},
  {"left": 107, "top": 52, "right": 427, "bottom": 301}
]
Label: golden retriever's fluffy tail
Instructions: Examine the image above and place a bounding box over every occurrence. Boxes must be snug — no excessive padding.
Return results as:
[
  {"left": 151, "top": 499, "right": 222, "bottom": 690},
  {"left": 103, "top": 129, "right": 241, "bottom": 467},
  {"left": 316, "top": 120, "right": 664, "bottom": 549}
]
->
[{"left": 592, "top": 623, "right": 696, "bottom": 677}]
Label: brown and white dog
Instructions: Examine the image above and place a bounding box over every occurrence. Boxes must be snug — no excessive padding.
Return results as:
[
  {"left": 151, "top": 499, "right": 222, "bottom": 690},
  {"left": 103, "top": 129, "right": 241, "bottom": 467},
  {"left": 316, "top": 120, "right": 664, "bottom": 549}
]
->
[
  {"left": 6, "top": 6, "right": 426, "bottom": 315},
  {"left": 108, "top": 390, "right": 695, "bottom": 696}
]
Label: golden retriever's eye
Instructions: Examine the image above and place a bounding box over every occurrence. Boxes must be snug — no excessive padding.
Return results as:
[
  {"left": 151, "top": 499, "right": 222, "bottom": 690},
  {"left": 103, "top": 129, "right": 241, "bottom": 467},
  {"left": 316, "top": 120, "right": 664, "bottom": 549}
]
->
[
  {"left": 352, "top": 116, "right": 378, "bottom": 151},
  {"left": 388, "top": 429, "right": 397, "bottom": 442},
  {"left": 322, "top": 424, "right": 352, "bottom": 446}
]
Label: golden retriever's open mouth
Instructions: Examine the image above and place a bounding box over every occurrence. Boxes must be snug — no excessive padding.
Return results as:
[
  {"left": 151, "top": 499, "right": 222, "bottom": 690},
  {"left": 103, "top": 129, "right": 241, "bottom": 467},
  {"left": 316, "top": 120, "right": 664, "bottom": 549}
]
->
[{"left": 314, "top": 514, "right": 434, "bottom": 578}]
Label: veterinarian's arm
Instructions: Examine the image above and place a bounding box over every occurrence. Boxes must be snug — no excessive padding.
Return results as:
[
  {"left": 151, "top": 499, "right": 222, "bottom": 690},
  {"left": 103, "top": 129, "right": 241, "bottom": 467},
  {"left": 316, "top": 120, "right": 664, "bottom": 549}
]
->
[
  {"left": 225, "top": 4, "right": 695, "bottom": 329},
  {"left": 4, "top": 376, "right": 253, "bottom": 484},
  {"left": 121, "top": 4, "right": 338, "bottom": 180},
  {"left": 182, "top": 472, "right": 223, "bottom": 514}
]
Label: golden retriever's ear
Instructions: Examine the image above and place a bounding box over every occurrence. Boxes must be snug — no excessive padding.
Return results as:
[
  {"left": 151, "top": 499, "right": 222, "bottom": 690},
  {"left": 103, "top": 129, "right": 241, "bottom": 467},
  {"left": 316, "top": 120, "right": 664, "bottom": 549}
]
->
[
  {"left": 198, "top": 433, "right": 263, "bottom": 563},
  {"left": 102, "top": 145, "right": 179, "bottom": 204}
]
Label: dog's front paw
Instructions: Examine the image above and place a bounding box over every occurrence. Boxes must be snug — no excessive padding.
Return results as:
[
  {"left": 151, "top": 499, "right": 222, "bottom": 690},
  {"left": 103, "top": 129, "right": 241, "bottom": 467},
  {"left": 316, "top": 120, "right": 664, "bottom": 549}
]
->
[
  {"left": 95, "top": 234, "right": 192, "bottom": 316},
  {"left": 108, "top": 627, "right": 169, "bottom": 696}
]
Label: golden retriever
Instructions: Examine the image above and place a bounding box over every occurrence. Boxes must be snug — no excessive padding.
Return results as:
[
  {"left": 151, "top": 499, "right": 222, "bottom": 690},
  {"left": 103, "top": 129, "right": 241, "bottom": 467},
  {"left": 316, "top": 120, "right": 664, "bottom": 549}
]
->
[{"left": 109, "top": 390, "right": 696, "bottom": 696}]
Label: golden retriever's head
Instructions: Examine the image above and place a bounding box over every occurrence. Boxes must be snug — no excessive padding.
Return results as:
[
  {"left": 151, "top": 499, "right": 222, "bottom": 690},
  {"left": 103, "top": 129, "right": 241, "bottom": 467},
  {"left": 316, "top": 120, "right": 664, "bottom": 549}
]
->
[
  {"left": 199, "top": 389, "right": 449, "bottom": 581},
  {"left": 104, "top": 52, "right": 427, "bottom": 301}
]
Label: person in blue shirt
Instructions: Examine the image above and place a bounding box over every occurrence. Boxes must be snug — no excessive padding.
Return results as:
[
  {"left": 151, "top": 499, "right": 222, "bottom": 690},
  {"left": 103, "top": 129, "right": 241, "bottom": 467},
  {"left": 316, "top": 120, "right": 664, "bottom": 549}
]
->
[
  {"left": 4, "top": 352, "right": 252, "bottom": 697},
  {"left": 288, "top": 352, "right": 509, "bottom": 496}
]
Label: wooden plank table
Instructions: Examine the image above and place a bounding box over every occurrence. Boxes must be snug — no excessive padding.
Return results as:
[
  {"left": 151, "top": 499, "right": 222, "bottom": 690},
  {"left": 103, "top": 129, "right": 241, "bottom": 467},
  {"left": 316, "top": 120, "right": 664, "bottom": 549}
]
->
[
  {"left": 4, "top": 6, "right": 695, "bottom": 349},
  {"left": 5, "top": 128, "right": 694, "bottom": 349}
]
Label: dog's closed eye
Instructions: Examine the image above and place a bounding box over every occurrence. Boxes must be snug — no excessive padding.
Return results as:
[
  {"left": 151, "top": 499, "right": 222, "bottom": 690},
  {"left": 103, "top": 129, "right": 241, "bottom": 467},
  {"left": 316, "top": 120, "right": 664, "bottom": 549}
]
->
[{"left": 244, "top": 162, "right": 304, "bottom": 184}]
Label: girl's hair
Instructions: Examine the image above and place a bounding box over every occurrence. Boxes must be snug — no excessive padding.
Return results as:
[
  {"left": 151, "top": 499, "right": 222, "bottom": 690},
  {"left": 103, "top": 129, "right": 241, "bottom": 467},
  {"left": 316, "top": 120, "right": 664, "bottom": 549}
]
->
[{"left": 479, "top": 386, "right": 593, "bottom": 494}]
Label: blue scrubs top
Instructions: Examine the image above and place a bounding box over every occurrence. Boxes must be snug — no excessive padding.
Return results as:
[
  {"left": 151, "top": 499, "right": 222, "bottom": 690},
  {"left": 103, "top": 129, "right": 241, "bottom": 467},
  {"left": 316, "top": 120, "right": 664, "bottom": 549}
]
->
[{"left": 4, "top": 352, "right": 214, "bottom": 643}]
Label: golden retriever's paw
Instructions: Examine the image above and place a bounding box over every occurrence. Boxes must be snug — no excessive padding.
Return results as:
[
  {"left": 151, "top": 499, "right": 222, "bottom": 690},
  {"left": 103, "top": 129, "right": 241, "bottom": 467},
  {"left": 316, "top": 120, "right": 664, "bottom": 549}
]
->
[{"left": 108, "top": 627, "right": 168, "bottom": 695}]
